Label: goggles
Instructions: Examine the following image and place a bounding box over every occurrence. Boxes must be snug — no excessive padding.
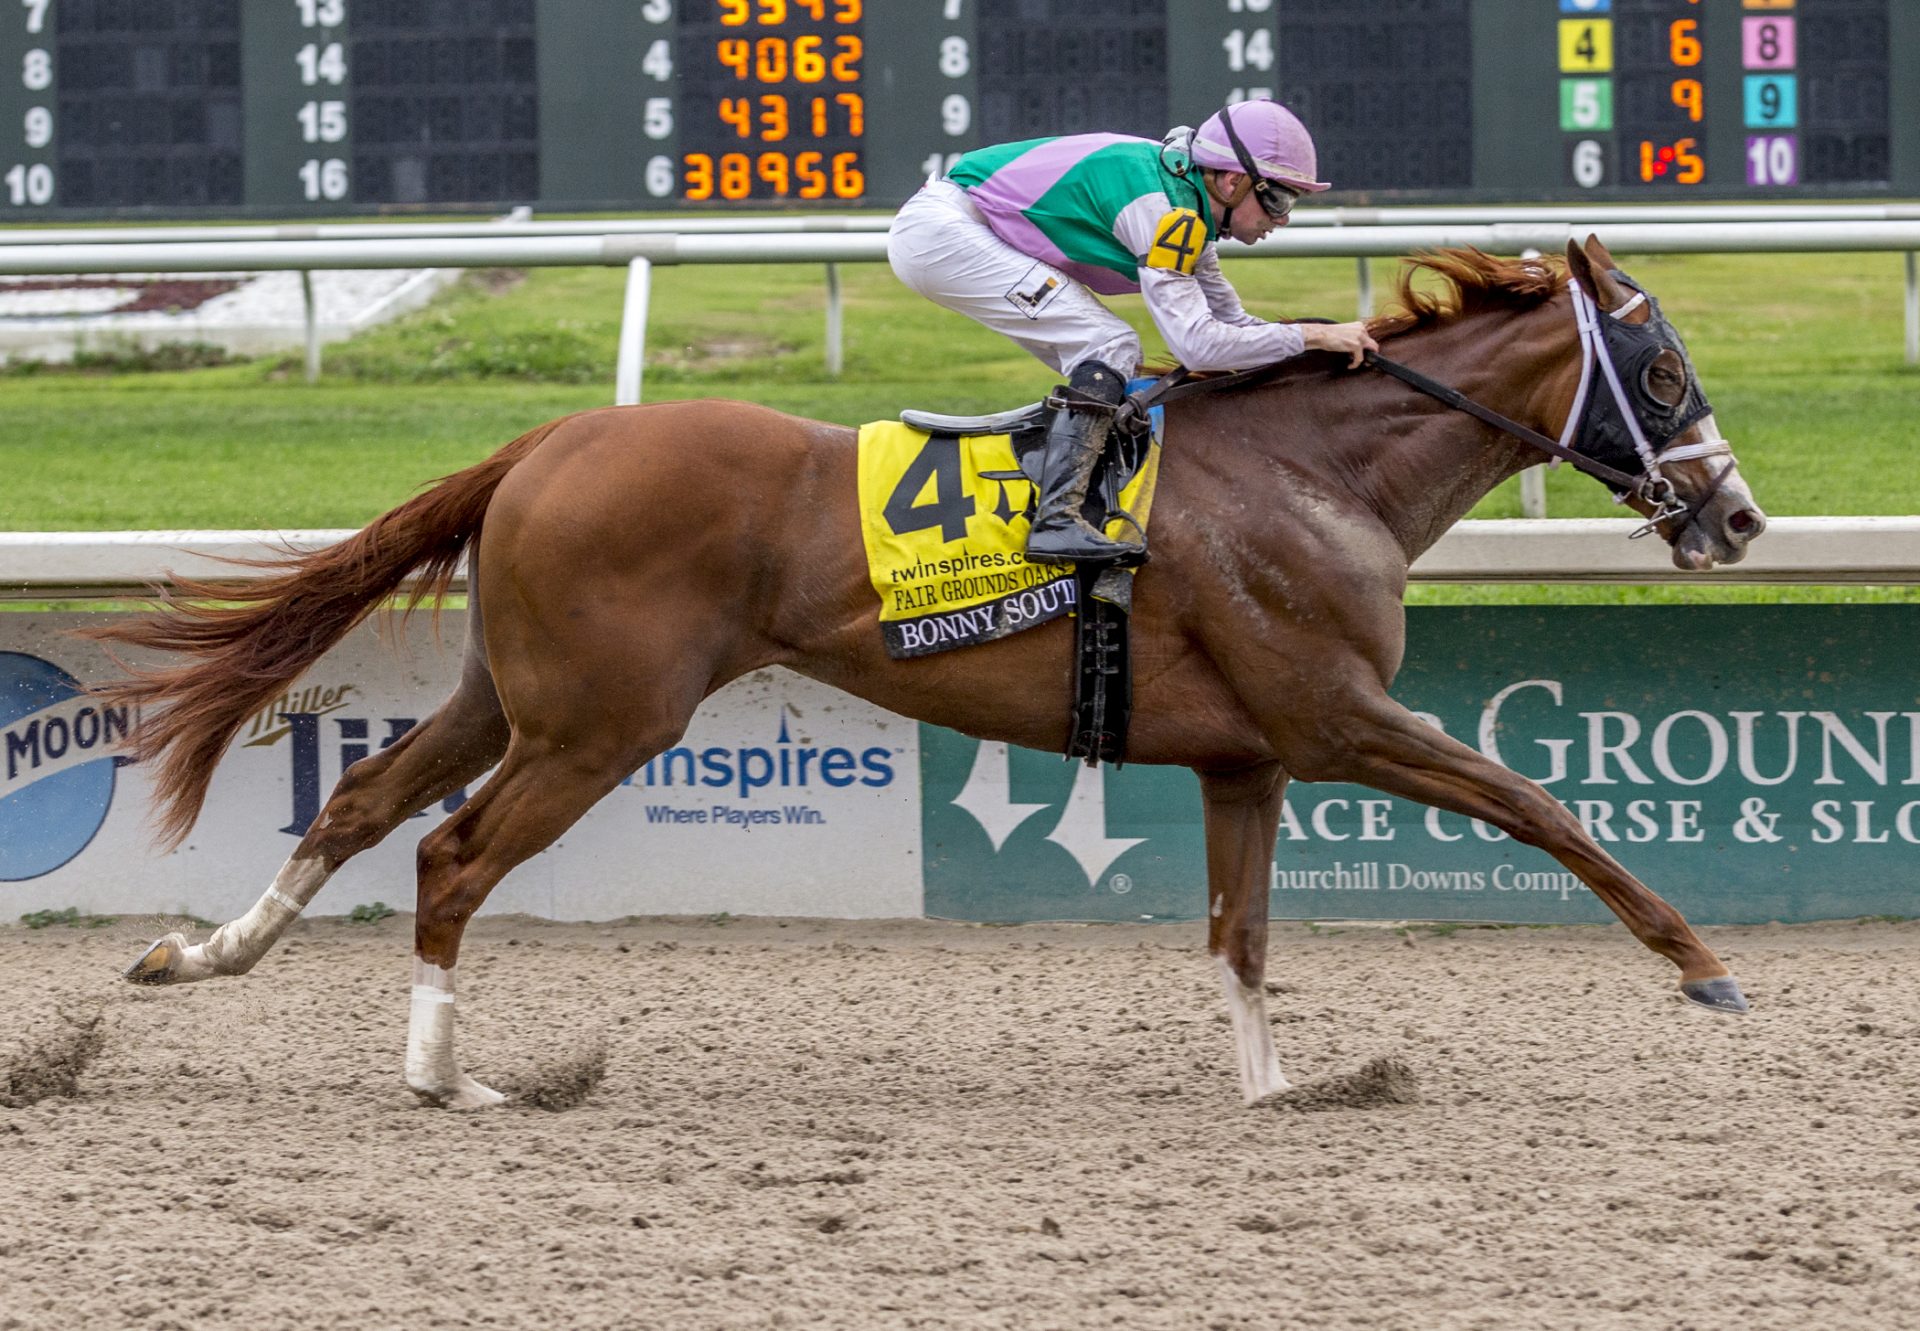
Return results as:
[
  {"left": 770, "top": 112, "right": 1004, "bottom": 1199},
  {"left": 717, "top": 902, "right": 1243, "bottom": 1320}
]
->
[{"left": 1218, "top": 106, "right": 1300, "bottom": 220}]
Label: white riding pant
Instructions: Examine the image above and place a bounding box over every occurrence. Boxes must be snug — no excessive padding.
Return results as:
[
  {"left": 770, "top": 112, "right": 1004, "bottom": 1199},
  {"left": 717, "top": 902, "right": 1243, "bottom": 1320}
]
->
[{"left": 886, "top": 179, "right": 1143, "bottom": 378}]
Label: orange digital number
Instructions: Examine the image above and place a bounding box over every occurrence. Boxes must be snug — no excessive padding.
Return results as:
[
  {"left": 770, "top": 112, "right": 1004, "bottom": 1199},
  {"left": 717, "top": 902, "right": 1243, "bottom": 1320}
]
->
[
  {"left": 1671, "top": 77, "right": 1703, "bottom": 122},
  {"left": 1669, "top": 18, "right": 1702, "bottom": 67},
  {"left": 793, "top": 34, "right": 825, "bottom": 81},
  {"left": 834, "top": 0, "right": 860, "bottom": 21},
  {"left": 806, "top": 94, "right": 863, "bottom": 136},
  {"left": 759, "top": 92, "right": 789, "bottom": 141},
  {"left": 717, "top": 38, "right": 751, "bottom": 79},
  {"left": 836, "top": 91, "right": 864, "bottom": 136},
  {"left": 1638, "top": 137, "right": 1704, "bottom": 185},
  {"left": 831, "top": 150, "right": 864, "bottom": 198},
  {"left": 756, "top": 0, "right": 786, "bottom": 23},
  {"left": 755, "top": 36, "right": 787, "bottom": 81},
  {"left": 1674, "top": 137, "right": 1704, "bottom": 185},
  {"left": 792, "top": 0, "right": 825, "bottom": 18},
  {"left": 718, "top": 96, "right": 753, "bottom": 137},
  {"left": 719, "top": 152, "right": 752, "bottom": 200},
  {"left": 796, "top": 151, "right": 827, "bottom": 199},
  {"left": 757, "top": 152, "right": 790, "bottom": 195},
  {"left": 832, "top": 34, "right": 861, "bottom": 82},
  {"left": 719, "top": 0, "right": 748, "bottom": 26},
  {"left": 683, "top": 153, "right": 716, "bottom": 200}
]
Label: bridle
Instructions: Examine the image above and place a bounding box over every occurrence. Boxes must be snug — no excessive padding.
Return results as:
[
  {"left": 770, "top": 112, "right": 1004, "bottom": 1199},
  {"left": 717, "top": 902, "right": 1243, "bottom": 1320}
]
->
[
  {"left": 1366, "top": 274, "right": 1739, "bottom": 538},
  {"left": 1123, "top": 269, "right": 1741, "bottom": 541}
]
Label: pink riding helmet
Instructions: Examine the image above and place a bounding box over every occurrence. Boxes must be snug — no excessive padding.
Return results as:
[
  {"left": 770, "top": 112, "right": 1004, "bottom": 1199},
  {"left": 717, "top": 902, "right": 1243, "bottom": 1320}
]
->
[{"left": 1185, "top": 100, "right": 1331, "bottom": 194}]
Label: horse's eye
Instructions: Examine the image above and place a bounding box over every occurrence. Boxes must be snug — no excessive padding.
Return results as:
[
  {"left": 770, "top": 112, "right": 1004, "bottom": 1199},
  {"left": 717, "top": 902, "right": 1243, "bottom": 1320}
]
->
[{"left": 1644, "top": 351, "right": 1687, "bottom": 407}]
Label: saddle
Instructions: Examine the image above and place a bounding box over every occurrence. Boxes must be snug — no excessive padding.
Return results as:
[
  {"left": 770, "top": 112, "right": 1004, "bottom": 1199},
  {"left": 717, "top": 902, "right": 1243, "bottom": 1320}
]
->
[
  {"left": 898, "top": 392, "right": 1158, "bottom": 768},
  {"left": 899, "top": 396, "right": 1154, "bottom": 531}
]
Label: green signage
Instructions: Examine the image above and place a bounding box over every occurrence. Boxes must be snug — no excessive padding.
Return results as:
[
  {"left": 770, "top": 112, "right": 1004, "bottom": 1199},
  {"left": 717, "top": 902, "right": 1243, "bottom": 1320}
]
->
[{"left": 921, "top": 607, "right": 1920, "bottom": 927}]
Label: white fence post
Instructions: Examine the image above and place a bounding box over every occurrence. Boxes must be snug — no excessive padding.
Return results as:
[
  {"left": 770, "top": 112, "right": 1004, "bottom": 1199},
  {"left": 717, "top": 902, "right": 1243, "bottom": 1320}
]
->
[
  {"left": 1906, "top": 251, "right": 1917, "bottom": 367},
  {"left": 300, "top": 270, "right": 320, "bottom": 384},
  {"left": 615, "top": 256, "right": 652, "bottom": 407},
  {"left": 1519, "top": 467, "right": 1548, "bottom": 519},
  {"left": 1356, "top": 257, "right": 1373, "bottom": 319},
  {"left": 825, "top": 261, "right": 844, "bottom": 377}
]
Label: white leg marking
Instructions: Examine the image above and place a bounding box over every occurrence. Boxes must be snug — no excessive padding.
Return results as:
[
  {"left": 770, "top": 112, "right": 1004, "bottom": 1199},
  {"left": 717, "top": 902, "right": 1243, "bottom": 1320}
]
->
[
  {"left": 404, "top": 959, "right": 505, "bottom": 1110},
  {"left": 1215, "top": 954, "right": 1290, "bottom": 1105},
  {"left": 137, "top": 857, "right": 332, "bottom": 984}
]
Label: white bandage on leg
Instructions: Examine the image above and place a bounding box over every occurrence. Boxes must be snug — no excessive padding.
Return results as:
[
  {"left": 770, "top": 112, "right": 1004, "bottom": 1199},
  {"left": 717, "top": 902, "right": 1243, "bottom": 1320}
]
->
[
  {"left": 1215, "top": 954, "right": 1291, "bottom": 1105},
  {"left": 175, "top": 857, "right": 332, "bottom": 980},
  {"left": 405, "top": 958, "right": 503, "bottom": 1110}
]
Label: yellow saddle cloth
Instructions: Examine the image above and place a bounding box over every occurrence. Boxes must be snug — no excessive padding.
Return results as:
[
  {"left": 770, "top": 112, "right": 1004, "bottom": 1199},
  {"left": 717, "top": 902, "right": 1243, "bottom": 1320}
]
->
[{"left": 855, "top": 420, "right": 1161, "bottom": 659}]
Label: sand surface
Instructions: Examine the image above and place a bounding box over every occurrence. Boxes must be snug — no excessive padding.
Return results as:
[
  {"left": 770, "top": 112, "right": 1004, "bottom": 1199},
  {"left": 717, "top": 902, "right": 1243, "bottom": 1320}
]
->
[{"left": 3, "top": 912, "right": 1917, "bottom": 1330}]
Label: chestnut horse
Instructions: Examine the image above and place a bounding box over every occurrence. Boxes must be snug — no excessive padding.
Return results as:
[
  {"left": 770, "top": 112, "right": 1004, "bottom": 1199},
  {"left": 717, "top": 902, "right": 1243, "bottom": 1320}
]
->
[{"left": 98, "top": 238, "right": 1766, "bottom": 1109}]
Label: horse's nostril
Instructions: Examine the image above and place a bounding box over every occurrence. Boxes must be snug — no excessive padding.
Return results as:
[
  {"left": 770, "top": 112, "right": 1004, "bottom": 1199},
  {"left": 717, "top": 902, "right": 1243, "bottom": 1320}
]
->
[{"left": 1728, "top": 509, "right": 1757, "bottom": 535}]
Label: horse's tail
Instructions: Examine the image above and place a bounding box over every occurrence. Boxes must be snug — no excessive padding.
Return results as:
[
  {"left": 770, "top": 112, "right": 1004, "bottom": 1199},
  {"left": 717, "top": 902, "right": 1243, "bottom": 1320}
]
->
[{"left": 85, "top": 419, "right": 564, "bottom": 848}]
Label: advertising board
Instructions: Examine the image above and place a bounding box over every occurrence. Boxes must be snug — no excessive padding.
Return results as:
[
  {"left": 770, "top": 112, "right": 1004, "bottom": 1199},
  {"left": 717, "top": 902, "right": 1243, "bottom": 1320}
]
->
[
  {"left": 4, "top": 607, "right": 1915, "bottom": 928},
  {"left": 923, "top": 607, "right": 1920, "bottom": 926}
]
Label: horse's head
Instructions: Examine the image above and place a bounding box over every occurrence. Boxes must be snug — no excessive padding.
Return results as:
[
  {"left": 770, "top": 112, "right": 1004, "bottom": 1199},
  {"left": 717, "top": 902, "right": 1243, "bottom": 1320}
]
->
[{"left": 1563, "top": 235, "right": 1766, "bottom": 570}]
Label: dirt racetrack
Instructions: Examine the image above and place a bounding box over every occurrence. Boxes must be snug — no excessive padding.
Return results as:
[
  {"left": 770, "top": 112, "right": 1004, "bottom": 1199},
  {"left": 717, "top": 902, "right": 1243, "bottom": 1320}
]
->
[{"left": 3, "top": 912, "right": 1917, "bottom": 1331}]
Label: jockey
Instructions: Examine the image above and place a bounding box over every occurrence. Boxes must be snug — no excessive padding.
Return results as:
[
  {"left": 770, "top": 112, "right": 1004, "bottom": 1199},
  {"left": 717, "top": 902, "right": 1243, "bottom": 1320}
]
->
[{"left": 888, "top": 99, "right": 1380, "bottom": 565}]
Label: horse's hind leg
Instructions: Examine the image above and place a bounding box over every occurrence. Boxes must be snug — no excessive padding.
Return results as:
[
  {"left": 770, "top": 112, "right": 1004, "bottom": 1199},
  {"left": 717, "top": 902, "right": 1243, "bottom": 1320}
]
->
[
  {"left": 125, "top": 638, "right": 509, "bottom": 986},
  {"left": 400, "top": 733, "right": 654, "bottom": 1109},
  {"left": 1200, "top": 763, "right": 1292, "bottom": 1105}
]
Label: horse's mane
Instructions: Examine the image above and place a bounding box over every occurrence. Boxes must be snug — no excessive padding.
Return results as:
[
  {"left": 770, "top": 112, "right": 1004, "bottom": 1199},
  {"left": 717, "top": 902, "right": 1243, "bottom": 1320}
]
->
[{"left": 1367, "top": 247, "right": 1566, "bottom": 342}]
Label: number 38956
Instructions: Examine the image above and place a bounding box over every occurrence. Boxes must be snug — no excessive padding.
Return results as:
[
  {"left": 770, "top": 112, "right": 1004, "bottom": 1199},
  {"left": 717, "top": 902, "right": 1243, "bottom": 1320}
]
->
[{"left": 683, "top": 150, "right": 864, "bottom": 200}]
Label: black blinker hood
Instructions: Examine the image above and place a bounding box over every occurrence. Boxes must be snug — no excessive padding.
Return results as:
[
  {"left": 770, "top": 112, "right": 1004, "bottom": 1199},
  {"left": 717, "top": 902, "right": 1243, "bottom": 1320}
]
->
[{"left": 1576, "top": 268, "right": 1713, "bottom": 492}]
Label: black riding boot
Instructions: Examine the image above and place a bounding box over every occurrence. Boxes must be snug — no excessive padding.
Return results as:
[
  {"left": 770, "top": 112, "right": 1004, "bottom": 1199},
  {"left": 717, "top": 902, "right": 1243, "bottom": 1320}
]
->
[{"left": 1025, "top": 361, "right": 1144, "bottom": 566}]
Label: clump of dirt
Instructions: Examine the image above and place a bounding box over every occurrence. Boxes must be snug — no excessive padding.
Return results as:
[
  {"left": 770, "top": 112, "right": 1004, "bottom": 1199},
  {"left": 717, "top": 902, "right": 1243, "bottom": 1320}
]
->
[
  {"left": 504, "top": 1040, "right": 607, "bottom": 1112},
  {"left": 1, "top": 1005, "right": 106, "bottom": 1108},
  {"left": 1261, "top": 1056, "right": 1421, "bottom": 1112}
]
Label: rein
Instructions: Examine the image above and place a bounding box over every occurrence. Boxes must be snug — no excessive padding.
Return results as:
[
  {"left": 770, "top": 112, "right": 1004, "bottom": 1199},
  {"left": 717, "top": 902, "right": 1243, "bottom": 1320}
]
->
[
  {"left": 1360, "top": 349, "right": 1640, "bottom": 493},
  {"left": 1120, "top": 278, "right": 1739, "bottom": 539}
]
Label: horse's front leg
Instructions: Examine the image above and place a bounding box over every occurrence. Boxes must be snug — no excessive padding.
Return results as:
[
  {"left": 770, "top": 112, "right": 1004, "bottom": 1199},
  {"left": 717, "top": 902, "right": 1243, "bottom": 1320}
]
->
[
  {"left": 1198, "top": 763, "right": 1292, "bottom": 1104},
  {"left": 1290, "top": 693, "right": 1745, "bottom": 1011}
]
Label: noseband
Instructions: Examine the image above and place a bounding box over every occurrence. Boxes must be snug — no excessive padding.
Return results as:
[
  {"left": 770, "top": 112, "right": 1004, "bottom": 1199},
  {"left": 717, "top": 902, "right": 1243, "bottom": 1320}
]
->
[{"left": 1365, "top": 275, "right": 1740, "bottom": 539}]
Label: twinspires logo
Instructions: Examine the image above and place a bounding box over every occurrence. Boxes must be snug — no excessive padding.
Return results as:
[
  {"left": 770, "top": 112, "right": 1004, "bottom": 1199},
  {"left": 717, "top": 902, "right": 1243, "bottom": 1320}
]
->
[
  {"left": 625, "top": 711, "right": 895, "bottom": 830},
  {"left": 0, "top": 651, "right": 132, "bottom": 880}
]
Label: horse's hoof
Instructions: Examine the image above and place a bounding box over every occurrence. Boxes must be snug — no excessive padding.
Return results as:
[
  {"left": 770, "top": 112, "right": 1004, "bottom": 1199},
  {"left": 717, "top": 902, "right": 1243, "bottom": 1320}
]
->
[
  {"left": 124, "top": 933, "right": 188, "bottom": 985},
  {"left": 409, "top": 1075, "right": 507, "bottom": 1111},
  {"left": 1680, "top": 975, "right": 1750, "bottom": 1014}
]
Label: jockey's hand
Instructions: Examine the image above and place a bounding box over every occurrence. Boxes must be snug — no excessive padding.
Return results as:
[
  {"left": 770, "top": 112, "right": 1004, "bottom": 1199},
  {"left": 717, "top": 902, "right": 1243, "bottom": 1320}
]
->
[{"left": 1301, "top": 320, "right": 1381, "bottom": 369}]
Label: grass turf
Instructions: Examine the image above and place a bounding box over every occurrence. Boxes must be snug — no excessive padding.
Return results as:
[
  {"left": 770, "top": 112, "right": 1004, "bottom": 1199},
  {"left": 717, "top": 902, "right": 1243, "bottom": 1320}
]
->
[{"left": 2, "top": 249, "right": 1915, "bottom": 605}]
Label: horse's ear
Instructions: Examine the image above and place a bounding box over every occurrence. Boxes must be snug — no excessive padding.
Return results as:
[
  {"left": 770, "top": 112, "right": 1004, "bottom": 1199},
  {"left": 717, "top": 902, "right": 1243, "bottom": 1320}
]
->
[
  {"left": 1567, "top": 233, "right": 1630, "bottom": 311},
  {"left": 1564, "top": 238, "right": 1594, "bottom": 289}
]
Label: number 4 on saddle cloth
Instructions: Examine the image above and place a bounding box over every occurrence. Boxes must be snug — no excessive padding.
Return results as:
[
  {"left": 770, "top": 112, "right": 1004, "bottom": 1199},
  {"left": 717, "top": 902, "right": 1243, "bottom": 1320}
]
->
[{"left": 856, "top": 381, "right": 1167, "bottom": 766}]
